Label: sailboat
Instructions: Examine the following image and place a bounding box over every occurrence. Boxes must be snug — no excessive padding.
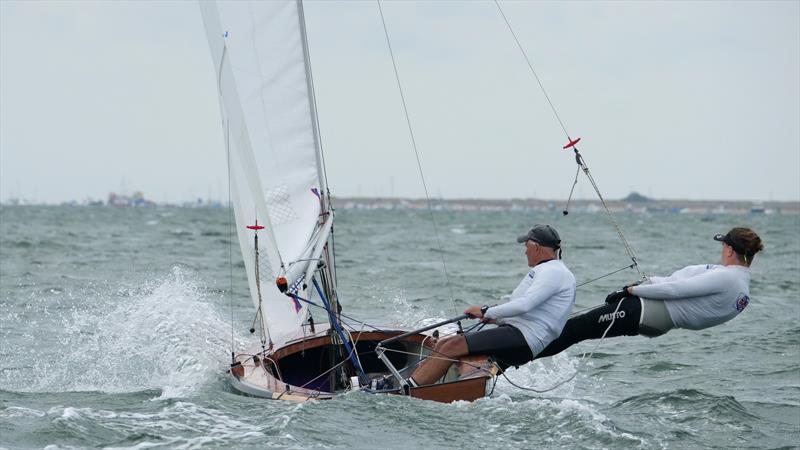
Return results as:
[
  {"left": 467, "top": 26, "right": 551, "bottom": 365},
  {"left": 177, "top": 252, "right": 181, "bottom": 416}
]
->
[{"left": 199, "top": 1, "right": 496, "bottom": 403}]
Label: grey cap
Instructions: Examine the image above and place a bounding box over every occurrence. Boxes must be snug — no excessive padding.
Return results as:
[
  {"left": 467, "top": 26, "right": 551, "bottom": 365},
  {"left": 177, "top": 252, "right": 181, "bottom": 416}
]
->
[{"left": 517, "top": 224, "right": 561, "bottom": 249}]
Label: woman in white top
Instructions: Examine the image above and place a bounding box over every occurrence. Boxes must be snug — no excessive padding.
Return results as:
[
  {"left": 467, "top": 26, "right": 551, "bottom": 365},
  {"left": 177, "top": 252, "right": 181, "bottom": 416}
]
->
[{"left": 537, "top": 227, "right": 763, "bottom": 359}]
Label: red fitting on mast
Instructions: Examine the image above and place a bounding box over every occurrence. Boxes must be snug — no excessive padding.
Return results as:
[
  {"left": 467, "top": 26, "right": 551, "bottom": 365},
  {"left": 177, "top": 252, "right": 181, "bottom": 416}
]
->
[
  {"left": 247, "top": 219, "right": 265, "bottom": 230},
  {"left": 563, "top": 137, "right": 581, "bottom": 149}
]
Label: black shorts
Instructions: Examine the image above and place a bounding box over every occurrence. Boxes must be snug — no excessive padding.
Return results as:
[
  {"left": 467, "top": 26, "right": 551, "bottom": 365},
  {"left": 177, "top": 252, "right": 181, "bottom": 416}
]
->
[{"left": 465, "top": 325, "right": 534, "bottom": 370}]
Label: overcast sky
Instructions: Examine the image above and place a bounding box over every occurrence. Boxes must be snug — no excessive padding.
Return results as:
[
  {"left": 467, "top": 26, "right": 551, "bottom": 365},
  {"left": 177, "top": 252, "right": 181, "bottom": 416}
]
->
[{"left": 1, "top": 0, "right": 798, "bottom": 203}]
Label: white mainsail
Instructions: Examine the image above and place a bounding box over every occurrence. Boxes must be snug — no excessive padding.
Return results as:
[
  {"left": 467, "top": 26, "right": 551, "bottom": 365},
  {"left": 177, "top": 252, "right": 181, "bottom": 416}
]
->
[{"left": 199, "top": 0, "right": 331, "bottom": 345}]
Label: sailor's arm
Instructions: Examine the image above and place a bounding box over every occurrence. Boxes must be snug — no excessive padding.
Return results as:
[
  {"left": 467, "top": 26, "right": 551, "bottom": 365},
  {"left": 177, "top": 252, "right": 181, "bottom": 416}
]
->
[
  {"left": 647, "top": 264, "right": 715, "bottom": 284},
  {"left": 630, "top": 269, "right": 727, "bottom": 300},
  {"left": 483, "top": 273, "right": 560, "bottom": 319}
]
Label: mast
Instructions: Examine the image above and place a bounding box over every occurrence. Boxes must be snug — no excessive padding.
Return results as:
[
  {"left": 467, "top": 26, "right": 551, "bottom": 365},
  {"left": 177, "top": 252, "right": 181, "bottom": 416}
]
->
[
  {"left": 296, "top": 0, "right": 339, "bottom": 314},
  {"left": 297, "top": 0, "right": 326, "bottom": 200}
]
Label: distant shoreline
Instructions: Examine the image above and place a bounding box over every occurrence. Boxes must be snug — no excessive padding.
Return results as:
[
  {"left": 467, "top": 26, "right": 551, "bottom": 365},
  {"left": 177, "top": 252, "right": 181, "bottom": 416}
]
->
[
  {"left": 2, "top": 196, "right": 798, "bottom": 214},
  {"left": 331, "top": 197, "right": 799, "bottom": 214}
]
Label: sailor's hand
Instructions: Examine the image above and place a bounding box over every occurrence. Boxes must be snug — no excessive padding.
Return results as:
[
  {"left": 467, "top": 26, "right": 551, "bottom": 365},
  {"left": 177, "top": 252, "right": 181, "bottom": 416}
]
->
[
  {"left": 624, "top": 280, "right": 641, "bottom": 295},
  {"left": 480, "top": 317, "right": 497, "bottom": 324},
  {"left": 605, "top": 287, "right": 627, "bottom": 304},
  {"left": 464, "top": 306, "right": 484, "bottom": 319}
]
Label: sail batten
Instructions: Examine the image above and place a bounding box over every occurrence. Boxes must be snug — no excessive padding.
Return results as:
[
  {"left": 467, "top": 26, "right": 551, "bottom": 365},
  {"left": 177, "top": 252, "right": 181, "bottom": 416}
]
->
[{"left": 200, "top": 0, "right": 329, "bottom": 345}]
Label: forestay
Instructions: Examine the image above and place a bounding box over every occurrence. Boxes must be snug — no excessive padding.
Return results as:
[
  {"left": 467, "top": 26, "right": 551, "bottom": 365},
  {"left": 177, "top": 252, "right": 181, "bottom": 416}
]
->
[{"left": 199, "top": 0, "right": 330, "bottom": 346}]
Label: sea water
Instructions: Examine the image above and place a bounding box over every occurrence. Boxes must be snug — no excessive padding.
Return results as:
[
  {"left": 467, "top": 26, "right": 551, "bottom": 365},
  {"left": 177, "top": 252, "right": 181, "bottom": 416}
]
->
[{"left": 1, "top": 205, "right": 798, "bottom": 449}]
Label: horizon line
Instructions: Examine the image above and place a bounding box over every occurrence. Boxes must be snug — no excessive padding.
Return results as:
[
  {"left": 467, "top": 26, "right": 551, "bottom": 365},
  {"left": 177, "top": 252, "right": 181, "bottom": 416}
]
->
[{"left": 2, "top": 195, "right": 799, "bottom": 206}]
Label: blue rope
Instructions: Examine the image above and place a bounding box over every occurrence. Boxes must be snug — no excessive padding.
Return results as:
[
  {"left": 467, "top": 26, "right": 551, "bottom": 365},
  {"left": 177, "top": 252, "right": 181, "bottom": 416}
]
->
[
  {"left": 312, "top": 278, "right": 369, "bottom": 384},
  {"left": 287, "top": 291, "right": 382, "bottom": 332}
]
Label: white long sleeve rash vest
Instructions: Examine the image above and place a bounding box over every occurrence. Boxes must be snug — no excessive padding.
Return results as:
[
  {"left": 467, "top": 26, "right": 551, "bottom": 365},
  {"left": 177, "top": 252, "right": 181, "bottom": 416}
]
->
[
  {"left": 483, "top": 260, "right": 576, "bottom": 356},
  {"left": 632, "top": 264, "right": 751, "bottom": 330}
]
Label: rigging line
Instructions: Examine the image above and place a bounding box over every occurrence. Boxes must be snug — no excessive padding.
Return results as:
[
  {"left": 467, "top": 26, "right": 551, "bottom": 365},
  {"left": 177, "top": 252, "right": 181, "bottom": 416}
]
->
[
  {"left": 384, "top": 345, "right": 460, "bottom": 375},
  {"left": 303, "top": 28, "right": 332, "bottom": 201},
  {"left": 343, "top": 326, "right": 369, "bottom": 381},
  {"left": 297, "top": 325, "right": 366, "bottom": 390},
  {"left": 576, "top": 154, "right": 643, "bottom": 278},
  {"left": 563, "top": 166, "right": 580, "bottom": 214},
  {"left": 297, "top": 0, "right": 332, "bottom": 195},
  {"left": 493, "top": 0, "right": 644, "bottom": 278},
  {"left": 219, "top": 39, "right": 236, "bottom": 359},
  {"left": 289, "top": 292, "right": 384, "bottom": 331},
  {"left": 576, "top": 263, "right": 635, "bottom": 289},
  {"left": 297, "top": 343, "right": 354, "bottom": 390},
  {"left": 487, "top": 366, "right": 501, "bottom": 396},
  {"left": 297, "top": 0, "right": 339, "bottom": 290},
  {"left": 376, "top": 0, "right": 457, "bottom": 313},
  {"left": 258, "top": 355, "right": 284, "bottom": 382},
  {"left": 500, "top": 298, "right": 626, "bottom": 394},
  {"left": 251, "top": 223, "right": 272, "bottom": 347},
  {"left": 312, "top": 277, "right": 367, "bottom": 381},
  {"left": 380, "top": 347, "right": 486, "bottom": 371},
  {"left": 226, "top": 118, "right": 235, "bottom": 358},
  {"left": 493, "top": 0, "right": 570, "bottom": 141}
]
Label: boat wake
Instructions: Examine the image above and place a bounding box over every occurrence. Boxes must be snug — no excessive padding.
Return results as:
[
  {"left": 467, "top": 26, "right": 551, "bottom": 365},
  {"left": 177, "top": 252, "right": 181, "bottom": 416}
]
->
[{"left": 2, "top": 267, "right": 236, "bottom": 399}]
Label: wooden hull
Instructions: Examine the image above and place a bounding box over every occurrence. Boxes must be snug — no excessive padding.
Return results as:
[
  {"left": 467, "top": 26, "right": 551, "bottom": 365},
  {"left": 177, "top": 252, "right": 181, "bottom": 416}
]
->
[
  {"left": 408, "top": 373, "right": 489, "bottom": 403},
  {"left": 228, "top": 329, "right": 497, "bottom": 403}
]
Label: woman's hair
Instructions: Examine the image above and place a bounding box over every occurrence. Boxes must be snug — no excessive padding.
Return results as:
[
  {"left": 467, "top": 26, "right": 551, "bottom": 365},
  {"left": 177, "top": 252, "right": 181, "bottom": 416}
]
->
[{"left": 728, "top": 227, "right": 764, "bottom": 265}]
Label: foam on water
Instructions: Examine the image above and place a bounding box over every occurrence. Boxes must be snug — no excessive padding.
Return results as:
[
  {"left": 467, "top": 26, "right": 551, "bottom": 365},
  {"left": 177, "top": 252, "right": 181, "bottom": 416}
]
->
[
  {"left": 366, "top": 291, "right": 646, "bottom": 446},
  {"left": 3, "top": 267, "right": 237, "bottom": 398},
  {"left": 2, "top": 207, "right": 798, "bottom": 448},
  {"left": 494, "top": 352, "right": 581, "bottom": 398},
  {"left": 20, "top": 401, "right": 275, "bottom": 450},
  {"left": 460, "top": 351, "right": 657, "bottom": 446},
  {"left": 0, "top": 406, "right": 47, "bottom": 419}
]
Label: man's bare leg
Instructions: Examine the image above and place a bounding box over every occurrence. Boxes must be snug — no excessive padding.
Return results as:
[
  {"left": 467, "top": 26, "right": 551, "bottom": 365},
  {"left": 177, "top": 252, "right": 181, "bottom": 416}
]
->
[{"left": 410, "top": 335, "right": 469, "bottom": 385}]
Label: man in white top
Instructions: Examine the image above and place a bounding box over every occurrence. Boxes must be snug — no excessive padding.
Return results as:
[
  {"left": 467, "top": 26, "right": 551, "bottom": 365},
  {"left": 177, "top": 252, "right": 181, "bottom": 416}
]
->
[
  {"left": 409, "top": 224, "right": 576, "bottom": 386},
  {"left": 537, "top": 227, "right": 763, "bottom": 359}
]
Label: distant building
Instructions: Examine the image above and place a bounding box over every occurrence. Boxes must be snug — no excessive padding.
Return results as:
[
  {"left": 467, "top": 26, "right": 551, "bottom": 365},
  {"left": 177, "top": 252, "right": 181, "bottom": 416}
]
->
[{"left": 107, "top": 191, "right": 155, "bottom": 207}]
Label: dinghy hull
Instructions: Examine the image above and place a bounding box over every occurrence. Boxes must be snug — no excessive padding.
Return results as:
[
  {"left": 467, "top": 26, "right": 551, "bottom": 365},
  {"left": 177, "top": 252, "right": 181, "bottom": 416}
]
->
[{"left": 227, "top": 329, "right": 497, "bottom": 403}]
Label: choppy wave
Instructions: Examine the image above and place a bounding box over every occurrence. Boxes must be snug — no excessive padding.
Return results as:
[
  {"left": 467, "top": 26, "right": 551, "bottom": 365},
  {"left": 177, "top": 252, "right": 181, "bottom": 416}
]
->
[
  {"left": 0, "top": 396, "right": 291, "bottom": 450},
  {"left": 1, "top": 267, "right": 237, "bottom": 399},
  {"left": 2, "top": 206, "right": 798, "bottom": 449},
  {"left": 615, "top": 388, "right": 757, "bottom": 419}
]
